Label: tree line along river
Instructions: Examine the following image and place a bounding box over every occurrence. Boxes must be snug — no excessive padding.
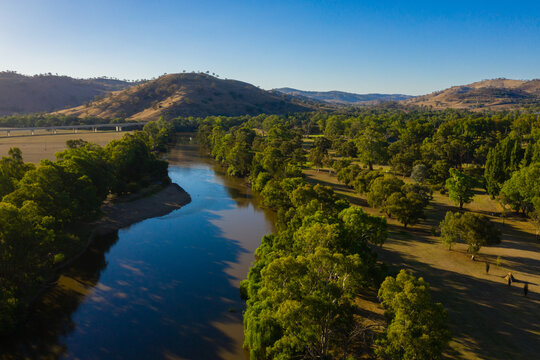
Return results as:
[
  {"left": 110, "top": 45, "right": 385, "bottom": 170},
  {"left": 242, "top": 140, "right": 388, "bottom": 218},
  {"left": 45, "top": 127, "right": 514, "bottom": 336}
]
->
[{"left": 1, "top": 139, "right": 274, "bottom": 359}]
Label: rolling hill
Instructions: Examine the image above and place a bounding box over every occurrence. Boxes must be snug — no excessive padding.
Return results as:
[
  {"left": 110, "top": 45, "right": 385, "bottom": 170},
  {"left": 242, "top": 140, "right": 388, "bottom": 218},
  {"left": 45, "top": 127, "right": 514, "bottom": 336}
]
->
[
  {"left": 405, "top": 78, "right": 540, "bottom": 110},
  {"left": 57, "top": 73, "right": 312, "bottom": 121},
  {"left": 0, "top": 71, "right": 135, "bottom": 116},
  {"left": 274, "top": 87, "right": 413, "bottom": 105},
  {"left": 7, "top": 71, "right": 537, "bottom": 119}
]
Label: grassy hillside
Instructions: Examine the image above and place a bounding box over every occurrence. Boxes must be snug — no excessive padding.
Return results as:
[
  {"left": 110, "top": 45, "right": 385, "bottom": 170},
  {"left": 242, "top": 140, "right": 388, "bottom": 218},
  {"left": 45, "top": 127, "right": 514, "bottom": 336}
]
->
[
  {"left": 406, "top": 78, "right": 540, "bottom": 110},
  {"left": 57, "top": 73, "right": 313, "bottom": 121},
  {"left": 0, "top": 71, "right": 134, "bottom": 115}
]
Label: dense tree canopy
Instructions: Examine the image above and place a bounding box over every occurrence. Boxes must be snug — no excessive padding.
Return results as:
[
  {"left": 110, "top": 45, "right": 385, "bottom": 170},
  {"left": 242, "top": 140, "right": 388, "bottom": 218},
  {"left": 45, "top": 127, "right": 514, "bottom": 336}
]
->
[
  {"left": 198, "top": 119, "right": 454, "bottom": 359},
  {"left": 200, "top": 120, "right": 394, "bottom": 358},
  {"left": 446, "top": 169, "right": 475, "bottom": 209},
  {"left": 0, "top": 148, "right": 35, "bottom": 198},
  {"left": 484, "top": 136, "right": 524, "bottom": 197},
  {"left": 356, "top": 126, "right": 387, "bottom": 171},
  {"left": 0, "top": 120, "right": 174, "bottom": 334},
  {"left": 376, "top": 270, "right": 451, "bottom": 360},
  {"left": 189, "top": 108, "right": 540, "bottom": 357},
  {"left": 5, "top": 105, "right": 537, "bottom": 352},
  {"left": 500, "top": 163, "right": 540, "bottom": 214},
  {"left": 439, "top": 211, "right": 501, "bottom": 254},
  {"left": 193, "top": 109, "right": 539, "bottom": 357}
]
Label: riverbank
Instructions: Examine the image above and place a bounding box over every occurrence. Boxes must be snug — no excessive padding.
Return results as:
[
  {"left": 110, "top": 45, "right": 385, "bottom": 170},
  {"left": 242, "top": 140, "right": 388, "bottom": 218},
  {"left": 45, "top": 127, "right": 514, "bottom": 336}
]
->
[
  {"left": 91, "top": 183, "right": 192, "bottom": 237},
  {"left": 16, "top": 183, "right": 191, "bottom": 330},
  {"left": 2, "top": 144, "right": 272, "bottom": 359}
]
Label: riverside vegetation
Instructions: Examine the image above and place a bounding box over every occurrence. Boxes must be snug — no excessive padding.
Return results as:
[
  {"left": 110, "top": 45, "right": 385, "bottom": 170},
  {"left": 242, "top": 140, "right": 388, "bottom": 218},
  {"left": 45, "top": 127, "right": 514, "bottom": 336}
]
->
[
  {"left": 196, "top": 106, "right": 539, "bottom": 359},
  {"left": 198, "top": 117, "right": 451, "bottom": 359},
  {"left": 0, "top": 119, "right": 175, "bottom": 334},
  {"left": 194, "top": 107, "right": 539, "bottom": 253},
  {"left": 2, "top": 105, "right": 538, "bottom": 358}
]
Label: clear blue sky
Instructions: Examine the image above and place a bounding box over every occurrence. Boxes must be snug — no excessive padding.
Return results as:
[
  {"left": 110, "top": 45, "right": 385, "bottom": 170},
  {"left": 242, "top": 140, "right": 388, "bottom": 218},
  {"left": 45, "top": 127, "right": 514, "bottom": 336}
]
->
[{"left": 0, "top": 0, "right": 538, "bottom": 95}]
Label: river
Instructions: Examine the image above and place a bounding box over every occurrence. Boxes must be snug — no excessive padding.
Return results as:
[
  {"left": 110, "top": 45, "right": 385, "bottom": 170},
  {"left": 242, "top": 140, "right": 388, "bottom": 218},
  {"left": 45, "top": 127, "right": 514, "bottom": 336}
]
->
[{"left": 2, "top": 141, "right": 274, "bottom": 359}]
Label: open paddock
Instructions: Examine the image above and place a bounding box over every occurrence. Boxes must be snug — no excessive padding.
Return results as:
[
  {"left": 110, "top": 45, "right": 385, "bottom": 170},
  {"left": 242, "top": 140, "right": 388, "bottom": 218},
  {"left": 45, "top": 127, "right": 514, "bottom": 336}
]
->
[{"left": 0, "top": 130, "right": 129, "bottom": 163}]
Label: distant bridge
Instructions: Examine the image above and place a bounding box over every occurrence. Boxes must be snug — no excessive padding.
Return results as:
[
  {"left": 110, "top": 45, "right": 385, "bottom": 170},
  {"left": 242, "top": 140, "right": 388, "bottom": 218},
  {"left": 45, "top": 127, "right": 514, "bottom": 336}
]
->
[{"left": 0, "top": 122, "right": 147, "bottom": 137}]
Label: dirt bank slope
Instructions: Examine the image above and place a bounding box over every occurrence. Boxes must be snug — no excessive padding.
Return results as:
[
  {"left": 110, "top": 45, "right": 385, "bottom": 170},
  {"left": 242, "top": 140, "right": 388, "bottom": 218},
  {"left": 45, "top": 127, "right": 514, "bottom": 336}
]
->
[{"left": 93, "top": 183, "right": 191, "bottom": 236}]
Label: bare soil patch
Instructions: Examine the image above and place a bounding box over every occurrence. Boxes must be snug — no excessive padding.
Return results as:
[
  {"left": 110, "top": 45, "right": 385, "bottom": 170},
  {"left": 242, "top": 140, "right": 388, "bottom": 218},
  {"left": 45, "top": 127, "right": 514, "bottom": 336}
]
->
[{"left": 93, "top": 183, "right": 191, "bottom": 237}]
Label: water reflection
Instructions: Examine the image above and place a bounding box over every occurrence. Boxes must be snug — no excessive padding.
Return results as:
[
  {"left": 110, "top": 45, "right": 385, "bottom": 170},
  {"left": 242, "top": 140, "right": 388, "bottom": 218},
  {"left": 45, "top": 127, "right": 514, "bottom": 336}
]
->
[
  {"left": 1, "top": 142, "right": 273, "bottom": 359},
  {"left": 1, "top": 233, "right": 120, "bottom": 359}
]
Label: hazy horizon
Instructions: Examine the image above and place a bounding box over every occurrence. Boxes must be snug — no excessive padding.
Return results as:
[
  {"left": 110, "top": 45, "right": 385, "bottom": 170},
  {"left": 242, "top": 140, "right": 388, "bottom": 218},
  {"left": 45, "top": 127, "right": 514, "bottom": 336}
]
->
[{"left": 1, "top": 0, "right": 538, "bottom": 95}]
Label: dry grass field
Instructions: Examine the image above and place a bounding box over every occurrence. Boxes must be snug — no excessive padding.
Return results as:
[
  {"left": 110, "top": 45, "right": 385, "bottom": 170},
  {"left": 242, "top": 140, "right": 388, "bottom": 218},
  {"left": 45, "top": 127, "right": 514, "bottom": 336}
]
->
[
  {"left": 0, "top": 131, "right": 127, "bottom": 163},
  {"left": 304, "top": 165, "right": 540, "bottom": 360}
]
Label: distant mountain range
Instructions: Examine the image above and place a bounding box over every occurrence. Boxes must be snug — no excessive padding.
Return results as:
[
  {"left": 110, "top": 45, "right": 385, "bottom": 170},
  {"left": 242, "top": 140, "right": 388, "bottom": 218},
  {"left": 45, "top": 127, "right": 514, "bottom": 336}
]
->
[
  {"left": 56, "top": 73, "right": 312, "bottom": 120},
  {"left": 405, "top": 78, "right": 540, "bottom": 110},
  {"left": 0, "top": 71, "right": 134, "bottom": 116},
  {"left": 274, "top": 88, "right": 413, "bottom": 105},
  {"left": 1, "top": 72, "right": 539, "bottom": 119}
]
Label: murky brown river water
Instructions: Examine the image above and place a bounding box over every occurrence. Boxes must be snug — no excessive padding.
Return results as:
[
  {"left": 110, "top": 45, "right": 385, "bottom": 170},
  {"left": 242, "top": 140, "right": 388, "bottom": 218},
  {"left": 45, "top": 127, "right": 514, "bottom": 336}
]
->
[{"left": 1, "top": 141, "right": 274, "bottom": 359}]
